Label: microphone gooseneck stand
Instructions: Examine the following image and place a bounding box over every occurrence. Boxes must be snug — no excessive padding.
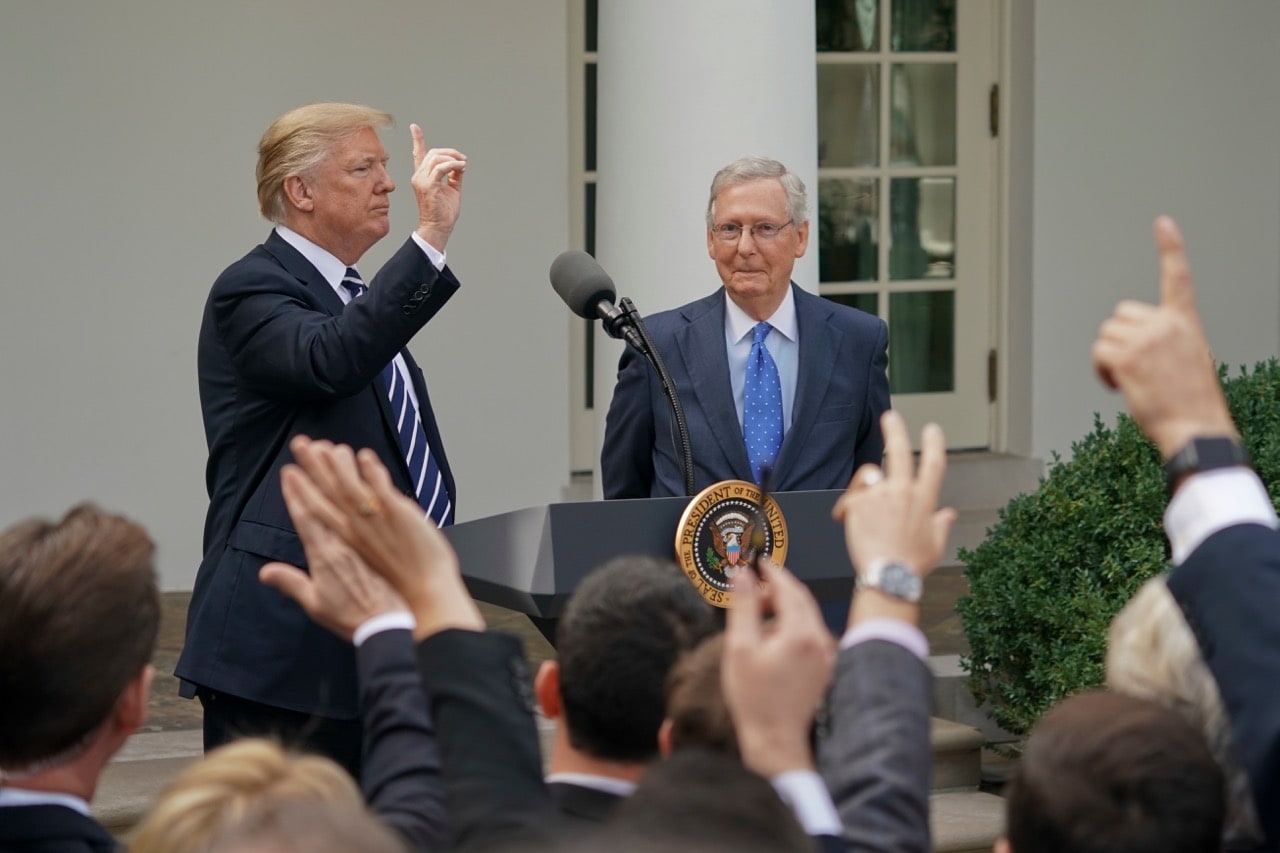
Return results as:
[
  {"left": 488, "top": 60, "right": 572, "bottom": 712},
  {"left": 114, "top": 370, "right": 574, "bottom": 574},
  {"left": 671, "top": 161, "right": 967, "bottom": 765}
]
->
[{"left": 612, "top": 297, "right": 696, "bottom": 497}]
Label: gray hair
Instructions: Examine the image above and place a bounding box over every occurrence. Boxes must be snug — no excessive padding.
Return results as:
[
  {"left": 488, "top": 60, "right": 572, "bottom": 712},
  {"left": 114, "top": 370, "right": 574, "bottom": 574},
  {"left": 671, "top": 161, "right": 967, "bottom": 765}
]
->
[
  {"left": 705, "top": 157, "right": 808, "bottom": 228},
  {"left": 1107, "top": 576, "right": 1263, "bottom": 847}
]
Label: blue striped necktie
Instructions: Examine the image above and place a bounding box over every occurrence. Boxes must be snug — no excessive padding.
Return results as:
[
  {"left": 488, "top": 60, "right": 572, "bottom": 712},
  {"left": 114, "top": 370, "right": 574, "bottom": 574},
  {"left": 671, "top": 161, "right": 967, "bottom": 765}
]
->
[
  {"left": 341, "top": 268, "right": 452, "bottom": 527},
  {"left": 743, "top": 322, "right": 783, "bottom": 484}
]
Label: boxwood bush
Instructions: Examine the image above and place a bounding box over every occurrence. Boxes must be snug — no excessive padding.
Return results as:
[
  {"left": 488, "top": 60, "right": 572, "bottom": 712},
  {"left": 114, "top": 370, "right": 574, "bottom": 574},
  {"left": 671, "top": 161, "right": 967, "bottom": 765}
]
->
[{"left": 957, "top": 360, "right": 1280, "bottom": 738}]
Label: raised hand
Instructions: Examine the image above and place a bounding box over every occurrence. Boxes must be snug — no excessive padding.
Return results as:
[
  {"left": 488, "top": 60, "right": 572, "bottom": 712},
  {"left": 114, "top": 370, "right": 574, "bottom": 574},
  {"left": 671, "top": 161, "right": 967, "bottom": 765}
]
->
[
  {"left": 1091, "top": 216, "right": 1236, "bottom": 458},
  {"left": 281, "top": 435, "right": 483, "bottom": 639},
  {"left": 409, "top": 122, "right": 466, "bottom": 251},
  {"left": 722, "top": 557, "right": 836, "bottom": 776}
]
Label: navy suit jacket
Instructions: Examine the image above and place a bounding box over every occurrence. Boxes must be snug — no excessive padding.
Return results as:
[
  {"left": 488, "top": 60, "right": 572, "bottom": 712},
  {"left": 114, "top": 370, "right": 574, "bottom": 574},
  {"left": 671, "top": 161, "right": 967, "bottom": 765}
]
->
[
  {"left": 602, "top": 284, "right": 889, "bottom": 498},
  {"left": 1167, "top": 522, "right": 1280, "bottom": 849},
  {"left": 177, "top": 230, "right": 458, "bottom": 718},
  {"left": 0, "top": 805, "right": 117, "bottom": 852}
]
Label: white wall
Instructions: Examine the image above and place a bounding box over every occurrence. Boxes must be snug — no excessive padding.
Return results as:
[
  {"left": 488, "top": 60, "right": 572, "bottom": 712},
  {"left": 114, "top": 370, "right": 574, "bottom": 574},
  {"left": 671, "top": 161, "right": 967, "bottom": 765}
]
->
[
  {"left": 0, "top": 0, "right": 571, "bottom": 589},
  {"left": 1031, "top": 1, "right": 1280, "bottom": 461}
]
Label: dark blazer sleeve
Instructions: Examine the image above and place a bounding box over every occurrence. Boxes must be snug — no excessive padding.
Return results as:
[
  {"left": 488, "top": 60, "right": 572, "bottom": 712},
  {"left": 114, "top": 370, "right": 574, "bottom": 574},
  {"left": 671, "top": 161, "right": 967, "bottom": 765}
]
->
[
  {"left": 817, "top": 639, "right": 932, "bottom": 853},
  {"left": 209, "top": 237, "right": 459, "bottom": 401},
  {"left": 601, "top": 343, "right": 658, "bottom": 499},
  {"left": 356, "top": 628, "right": 447, "bottom": 850},
  {"left": 1166, "top": 522, "right": 1280, "bottom": 846},
  {"left": 417, "top": 629, "right": 558, "bottom": 850}
]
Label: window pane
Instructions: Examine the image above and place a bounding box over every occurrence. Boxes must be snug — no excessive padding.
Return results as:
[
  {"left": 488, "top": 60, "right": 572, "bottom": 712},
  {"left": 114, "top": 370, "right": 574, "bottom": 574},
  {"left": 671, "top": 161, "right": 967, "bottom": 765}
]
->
[
  {"left": 890, "top": 0, "right": 955, "bottom": 52},
  {"left": 818, "top": 64, "right": 879, "bottom": 168},
  {"left": 889, "top": 177, "right": 954, "bottom": 280},
  {"left": 890, "top": 63, "right": 956, "bottom": 166},
  {"left": 889, "top": 290, "right": 954, "bottom": 393},
  {"left": 818, "top": 178, "right": 879, "bottom": 283},
  {"left": 823, "top": 291, "right": 879, "bottom": 316},
  {"left": 817, "top": 0, "right": 879, "bottom": 51},
  {"left": 585, "top": 63, "right": 597, "bottom": 172}
]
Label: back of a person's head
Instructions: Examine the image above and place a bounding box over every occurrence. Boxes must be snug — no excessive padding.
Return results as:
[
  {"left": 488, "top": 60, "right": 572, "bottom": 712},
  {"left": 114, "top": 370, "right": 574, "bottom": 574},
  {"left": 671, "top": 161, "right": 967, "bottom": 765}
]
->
[
  {"left": 663, "top": 633, "right": 738, "bottom": 756},
  {"left": 203, "top": 800, "right": 406, "bottom": 853},
  {"left": 1004, "top": 690, "right": 1224, "bottom": 853},
  {"left": 1108, "top": 576, "right": 1261, "bottom": 846},
  {"left": 130, "top": 739, "right": 366, "bottom": 853},
  {"left": 0, "top": 504, "right": 158, "bottom": 772},
  {"left": 593, "top": 748, "right": 810, "bottom": 852},
  {"left": 556, "top": 555, "right": 718, "bottom": 762}
]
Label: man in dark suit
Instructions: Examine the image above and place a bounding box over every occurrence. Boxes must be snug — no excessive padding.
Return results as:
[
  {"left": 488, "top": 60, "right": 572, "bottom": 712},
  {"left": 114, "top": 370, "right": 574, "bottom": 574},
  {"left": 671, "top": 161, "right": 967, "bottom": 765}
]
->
[
  {"left": 0, "top": 505, "right": 159, "bottom": 853},
  {"left": 176, "top": 102, "right": 467, "bottom": 773},
  {"left": 602, "top": 156, "right": 889, "bottom": 499},
  {"left": 1091, "top": 216, "right": 1278, "bottom": 850}
]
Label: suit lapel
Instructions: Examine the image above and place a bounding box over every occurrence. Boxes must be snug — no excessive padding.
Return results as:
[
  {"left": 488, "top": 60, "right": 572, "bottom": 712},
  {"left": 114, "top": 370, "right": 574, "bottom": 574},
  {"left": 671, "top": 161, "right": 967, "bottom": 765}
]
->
[
  {"left": 674, "top": 291, "right": 753, "bottom": 481},
  {"left": 774, "top": 285, "right": 841, "bottom": 487}
]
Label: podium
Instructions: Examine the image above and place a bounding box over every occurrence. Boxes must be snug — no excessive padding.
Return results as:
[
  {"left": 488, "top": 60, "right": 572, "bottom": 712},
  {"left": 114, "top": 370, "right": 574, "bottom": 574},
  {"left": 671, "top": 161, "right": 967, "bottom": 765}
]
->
[{"left": 445, "top": 490, "right": 854, "bottom": 619}]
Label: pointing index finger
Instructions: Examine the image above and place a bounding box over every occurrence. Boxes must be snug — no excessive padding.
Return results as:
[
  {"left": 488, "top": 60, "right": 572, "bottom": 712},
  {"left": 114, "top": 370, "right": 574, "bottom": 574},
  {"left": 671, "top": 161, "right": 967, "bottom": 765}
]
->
[
  {"left": 1155, "top": 215, "right": 1195, "bottom": 314},
  {"left": 410, "top": 123, "right": 425, "bottom": 171}
]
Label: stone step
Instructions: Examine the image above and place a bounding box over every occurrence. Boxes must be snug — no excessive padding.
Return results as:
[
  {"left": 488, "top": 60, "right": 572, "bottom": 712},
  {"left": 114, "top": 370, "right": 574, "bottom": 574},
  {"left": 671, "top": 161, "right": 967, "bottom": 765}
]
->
[
  {"left": 937, "top": 453, "right": 1042, "bottom": 513},
  {"left": 930, "top": 717, "right": 985, "bottom": 791},
  {"left": 931, "top": 791, "right": 1006, "bottom": 852},
  {"left": 931, "top": 653, "right": 1019, "bottom": 745}
]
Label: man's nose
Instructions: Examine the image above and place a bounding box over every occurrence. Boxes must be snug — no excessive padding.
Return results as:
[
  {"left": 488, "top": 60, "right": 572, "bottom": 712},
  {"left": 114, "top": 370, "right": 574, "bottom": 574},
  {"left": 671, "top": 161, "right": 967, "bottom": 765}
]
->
[
  {"left": 736, "top": 229, "right": 757, "bottom": 254},
  {"left": 378, "top": 164, "right": 395, "bottom": 193}
]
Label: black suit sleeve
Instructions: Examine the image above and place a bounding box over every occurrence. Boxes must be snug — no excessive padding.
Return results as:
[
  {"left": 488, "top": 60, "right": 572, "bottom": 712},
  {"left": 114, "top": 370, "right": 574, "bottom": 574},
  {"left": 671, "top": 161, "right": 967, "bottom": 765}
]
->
[
  {"left": 1167, "top": 522, "right": 1280, "bottom": 846},
  {"left": 817, "top": 639, "right": 932, "bottom": 853},
  {"left": 417, "top": 629, "right": 558, "bottom": 850},
  {"left": 601, "top": 344, "right": 657, "bottom": 499},
  {"left": 356, "top": 628, "right": 448, "bottom": 850},
  {"left": 210, "top": 238, "right": 459, "bottom": 401}
]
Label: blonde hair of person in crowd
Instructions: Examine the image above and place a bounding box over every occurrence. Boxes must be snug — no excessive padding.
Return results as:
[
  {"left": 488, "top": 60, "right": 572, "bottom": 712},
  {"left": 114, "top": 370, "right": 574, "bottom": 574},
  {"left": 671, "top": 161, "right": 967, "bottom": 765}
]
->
[
  {"left": 1107, "top": 576, "right": 1262, "bottom": 847},
  {"left": 129, "top": 738, "right": 395, "bottom": 853}
]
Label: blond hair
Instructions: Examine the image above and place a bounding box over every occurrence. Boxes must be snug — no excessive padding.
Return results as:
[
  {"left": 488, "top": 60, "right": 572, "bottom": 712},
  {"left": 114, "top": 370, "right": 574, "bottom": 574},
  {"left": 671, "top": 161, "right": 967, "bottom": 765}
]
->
[
  {"left": 130, "top": 739, "right": 366, "bottom": 853},
  {"left": 256, "top": 102, "right": 392, "bottom": 222},
  {"left": 1107, "top": 576, "right": 1262, "bottom": 846}
]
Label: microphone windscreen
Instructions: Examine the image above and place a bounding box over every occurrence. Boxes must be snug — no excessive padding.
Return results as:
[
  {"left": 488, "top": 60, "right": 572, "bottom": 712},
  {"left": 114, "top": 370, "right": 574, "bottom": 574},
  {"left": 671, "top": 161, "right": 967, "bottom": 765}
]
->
[{"left": 549, "top": 250, "right": 616, "bottom": 319}]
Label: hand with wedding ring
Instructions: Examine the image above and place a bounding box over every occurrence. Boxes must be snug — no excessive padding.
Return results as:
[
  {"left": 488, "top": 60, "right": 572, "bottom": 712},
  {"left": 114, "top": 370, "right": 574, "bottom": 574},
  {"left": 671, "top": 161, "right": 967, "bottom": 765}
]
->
[{"left": 833, "top": 410, "right": 956, "bottom": 585}]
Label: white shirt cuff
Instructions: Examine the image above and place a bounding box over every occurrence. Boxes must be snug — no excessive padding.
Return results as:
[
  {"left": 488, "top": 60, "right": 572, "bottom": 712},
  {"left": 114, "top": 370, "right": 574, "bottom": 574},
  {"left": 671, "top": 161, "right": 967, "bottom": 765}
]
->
[
  {"left": 770, "top": 769, "right": 843, "bottom": 837},
  {"left": 353, "top": 611, "right": 416, "bottom": 647},
  {"left": 410, "top": 231, "right": 447, "bottom": 270},
  {"left": 1164, "top": 468, "right": 1277, "bottom": 564},
  {"left": 840, "top": 618, "right": 929, "bottom": 661}
]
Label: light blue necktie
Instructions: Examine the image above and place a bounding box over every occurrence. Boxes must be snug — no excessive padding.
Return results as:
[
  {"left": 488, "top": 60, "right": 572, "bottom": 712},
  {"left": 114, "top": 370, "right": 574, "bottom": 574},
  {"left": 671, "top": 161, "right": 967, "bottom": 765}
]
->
[
  {"left": 342, "top": 269, "right": 452, "bottom": 527},
  {"left": 743, "top": 322, "right": 783, "bottom": 484}
]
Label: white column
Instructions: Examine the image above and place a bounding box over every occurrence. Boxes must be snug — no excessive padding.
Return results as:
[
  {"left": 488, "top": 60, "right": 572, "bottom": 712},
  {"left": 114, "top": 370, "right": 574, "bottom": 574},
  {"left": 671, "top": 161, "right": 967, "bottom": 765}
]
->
[{"left": 592, "top": 0, "right": 818, "bottom": 489}]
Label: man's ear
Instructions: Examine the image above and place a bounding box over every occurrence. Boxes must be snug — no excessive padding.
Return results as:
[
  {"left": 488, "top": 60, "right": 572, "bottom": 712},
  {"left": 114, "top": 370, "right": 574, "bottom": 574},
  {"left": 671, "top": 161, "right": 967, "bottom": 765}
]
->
[
  {"left": 657, "top": 717, "right": 675, "bottom": 758},
  {"left": 534, "top": 659, "right": 562, "bottom": 719},
  {"left": 283, "top": 174, "right": 315, "bottom": 213},
  {"left": 116, "top": 664, "right": 155, "bottom": 734}
]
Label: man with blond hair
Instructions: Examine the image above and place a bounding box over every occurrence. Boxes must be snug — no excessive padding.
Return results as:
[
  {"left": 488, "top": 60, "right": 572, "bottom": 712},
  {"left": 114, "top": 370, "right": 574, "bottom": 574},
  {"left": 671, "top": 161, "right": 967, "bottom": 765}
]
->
[
  {"left": 0, "top": 505, "right": 159, "bottom": 852},
  {"left": 177, "top": 102, "right": 468, "bottom": 772}
]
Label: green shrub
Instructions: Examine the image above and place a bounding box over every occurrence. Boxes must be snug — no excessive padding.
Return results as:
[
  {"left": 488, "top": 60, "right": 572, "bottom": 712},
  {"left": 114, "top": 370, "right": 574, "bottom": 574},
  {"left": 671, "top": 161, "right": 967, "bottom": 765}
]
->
[{"left": 957, "top": 359, "right": 1280, "bottom": 738}]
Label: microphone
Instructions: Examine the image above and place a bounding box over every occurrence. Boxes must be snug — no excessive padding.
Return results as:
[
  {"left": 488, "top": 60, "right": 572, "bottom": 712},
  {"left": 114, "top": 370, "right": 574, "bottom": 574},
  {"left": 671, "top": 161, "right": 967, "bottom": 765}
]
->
[{"left": 549, "top": 250, "right": 644, "bottom": 351}]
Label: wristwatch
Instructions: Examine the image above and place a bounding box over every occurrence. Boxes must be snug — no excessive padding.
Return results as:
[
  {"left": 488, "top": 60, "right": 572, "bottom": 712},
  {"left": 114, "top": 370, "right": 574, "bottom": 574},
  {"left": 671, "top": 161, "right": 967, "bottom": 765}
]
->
[
  {"left": 857, "top": 559, "right": 922, "bottom": 603},
  {"left": 1163, "top": 436, "right": 1249, "bottom": 496}
]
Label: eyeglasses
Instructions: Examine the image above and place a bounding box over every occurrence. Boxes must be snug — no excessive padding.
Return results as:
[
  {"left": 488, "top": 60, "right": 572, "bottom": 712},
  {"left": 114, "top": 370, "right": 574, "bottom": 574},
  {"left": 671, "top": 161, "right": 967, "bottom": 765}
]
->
[{"left": 711, "top": 220, "right": 794, "bottom": 243}]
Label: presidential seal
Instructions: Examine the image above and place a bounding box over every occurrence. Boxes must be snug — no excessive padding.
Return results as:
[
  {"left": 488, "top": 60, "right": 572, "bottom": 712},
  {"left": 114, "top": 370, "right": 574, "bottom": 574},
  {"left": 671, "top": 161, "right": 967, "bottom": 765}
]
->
[{"left": 674, "top": 480, "right": 788, "bottom": 608}]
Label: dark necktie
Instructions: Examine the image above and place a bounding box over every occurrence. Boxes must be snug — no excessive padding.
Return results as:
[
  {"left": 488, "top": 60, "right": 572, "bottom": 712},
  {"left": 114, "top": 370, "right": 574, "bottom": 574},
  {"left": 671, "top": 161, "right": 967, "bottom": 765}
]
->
[
  {"left": 743, "top": 322, "right": 783, "bottom": 484},
  {"left": 342, "top": 268, "right": 452, "bottom": 527}
]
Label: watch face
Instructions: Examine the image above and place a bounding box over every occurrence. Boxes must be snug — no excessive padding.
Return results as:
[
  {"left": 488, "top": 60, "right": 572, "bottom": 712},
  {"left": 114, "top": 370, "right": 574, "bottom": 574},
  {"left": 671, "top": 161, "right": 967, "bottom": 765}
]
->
[{"left": 883, "top": 563, "right": 920, "bottom": 598}]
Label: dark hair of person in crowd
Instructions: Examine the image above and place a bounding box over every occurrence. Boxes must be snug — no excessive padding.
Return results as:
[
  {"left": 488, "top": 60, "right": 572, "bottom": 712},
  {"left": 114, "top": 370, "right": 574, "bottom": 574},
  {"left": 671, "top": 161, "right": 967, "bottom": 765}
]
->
[
  {"left": 662, "top": 633, "right": 738, "bottom": 757},
  {"left": 1003, "top": 690, "right": 1225, "bottom": 853},
  {"left": 0, "top": 504, "right": 159, "bottom": 771},
  {"left": 555, "top": 555, "right": 719, "bottom": 762}
]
